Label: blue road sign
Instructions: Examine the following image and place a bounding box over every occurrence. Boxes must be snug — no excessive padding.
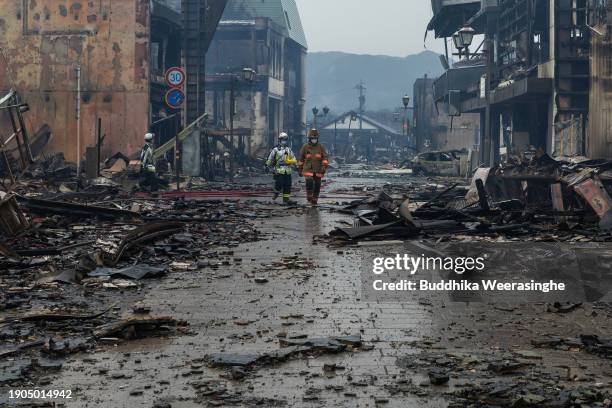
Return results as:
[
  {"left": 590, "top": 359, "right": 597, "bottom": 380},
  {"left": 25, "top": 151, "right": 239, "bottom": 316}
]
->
[{"left": 165, "top": 88, "right": 185, "bottom": 109}]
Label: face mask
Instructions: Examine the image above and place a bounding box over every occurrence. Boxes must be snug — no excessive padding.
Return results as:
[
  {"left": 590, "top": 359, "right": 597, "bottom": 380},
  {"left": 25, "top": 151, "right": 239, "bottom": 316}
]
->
[
  {"left": 309, "top": 138, "right": 318, "bottom": 144},
  {"left": 280, "top": 140, "right": 288, "bottom": 146}
]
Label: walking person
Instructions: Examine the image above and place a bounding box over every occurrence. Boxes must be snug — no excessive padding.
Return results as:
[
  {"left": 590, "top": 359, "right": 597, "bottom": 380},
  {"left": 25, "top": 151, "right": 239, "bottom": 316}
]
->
[
  {"left": 139, "top": 133, "right": 158, "bottom": 192},
  {"left": 266, "top": 132, "right": 297, "bottom": 205},
  {"left": 298, "top": 129, "right": 329, "bottom": 207}
]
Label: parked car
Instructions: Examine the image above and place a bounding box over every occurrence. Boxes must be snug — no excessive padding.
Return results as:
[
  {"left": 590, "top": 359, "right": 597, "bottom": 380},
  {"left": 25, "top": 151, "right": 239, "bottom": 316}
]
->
[{"left": 410, "top": 150, "right": 466, "bottom": 176}]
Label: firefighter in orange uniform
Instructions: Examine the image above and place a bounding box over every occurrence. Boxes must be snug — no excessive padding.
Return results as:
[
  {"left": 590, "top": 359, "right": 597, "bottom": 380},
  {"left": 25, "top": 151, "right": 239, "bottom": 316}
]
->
[{"left": 298, "top": 129, "right": 329, "bottom": 206}]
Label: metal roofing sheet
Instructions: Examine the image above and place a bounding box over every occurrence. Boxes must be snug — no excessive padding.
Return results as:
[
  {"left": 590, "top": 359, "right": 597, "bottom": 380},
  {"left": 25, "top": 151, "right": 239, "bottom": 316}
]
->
[{"left": 222, "top": 0, "right": 307, "bottom": 48}]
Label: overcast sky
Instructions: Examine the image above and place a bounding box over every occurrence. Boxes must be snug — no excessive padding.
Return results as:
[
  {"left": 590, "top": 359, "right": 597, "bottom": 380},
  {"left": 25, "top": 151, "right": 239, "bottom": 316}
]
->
[{"left": 295, "top": 0, "right": 446, "bottom": 57}]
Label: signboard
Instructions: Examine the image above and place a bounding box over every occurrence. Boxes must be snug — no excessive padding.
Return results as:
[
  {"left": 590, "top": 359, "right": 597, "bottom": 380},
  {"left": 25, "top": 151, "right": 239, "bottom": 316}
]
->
[
  {"left": 165, "top": 67, "right": 186, "bottom": 88},
  {"left": 480, "top": 75, "right": 487, "bottom": 99},
  {"left": 165, "top": 88, "right": 185, "bottom": 109}
]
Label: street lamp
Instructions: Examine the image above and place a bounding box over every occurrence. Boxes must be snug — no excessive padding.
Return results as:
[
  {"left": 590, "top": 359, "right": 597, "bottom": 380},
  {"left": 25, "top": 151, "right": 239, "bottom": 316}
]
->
[
  {"left": 453, "top": 26, "right": 475, "bottom": 59},
  {"left": 311, "top": 106, "right": 329, "bottom": 128},
  {"left": 401, "top": 94, "right": 414, "bottom": 150},
  {"left": 402, "top": 94, "right": 410, "bottom": 109},
  {"left": 242, "top": 67, "right": 256, "bottom": 82},
  {"left": 458, "top": 26, "right": 476, "bottom": 48},
  {"left": 452, "top": 31, "right": 465, "bottom": 50}
]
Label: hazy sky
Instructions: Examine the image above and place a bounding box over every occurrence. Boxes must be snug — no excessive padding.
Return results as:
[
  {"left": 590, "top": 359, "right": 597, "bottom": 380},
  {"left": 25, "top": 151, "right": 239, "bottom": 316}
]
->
[{"left": 295, "top": 0, "right": 446, "bottom": 57}]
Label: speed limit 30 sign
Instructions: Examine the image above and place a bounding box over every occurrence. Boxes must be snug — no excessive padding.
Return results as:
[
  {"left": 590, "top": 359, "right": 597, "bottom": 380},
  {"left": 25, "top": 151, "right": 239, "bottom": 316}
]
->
[{"left": 165, "top": 67, "right": 186, "bottom": 88}]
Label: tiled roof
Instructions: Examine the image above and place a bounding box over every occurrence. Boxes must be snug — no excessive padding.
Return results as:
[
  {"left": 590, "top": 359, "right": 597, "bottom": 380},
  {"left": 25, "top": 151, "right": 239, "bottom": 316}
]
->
[{"left": 321, "top": 112, "right": 403, "bottom": 136}]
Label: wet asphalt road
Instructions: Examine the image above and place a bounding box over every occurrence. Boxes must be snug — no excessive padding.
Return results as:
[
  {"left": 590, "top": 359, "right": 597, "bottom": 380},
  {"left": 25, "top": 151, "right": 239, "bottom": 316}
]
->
[{"left": 27, "top": 174, "right": 612, "bottom": 407}]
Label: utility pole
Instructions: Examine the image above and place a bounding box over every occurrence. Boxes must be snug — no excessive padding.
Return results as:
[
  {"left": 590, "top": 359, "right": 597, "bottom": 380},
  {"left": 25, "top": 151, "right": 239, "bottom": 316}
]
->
[
  {"left": 356, "top": 80, "right": 366, "bottom": 118},
  {"left": 355, "top": 80, "right": 366, "bottom": 158}
]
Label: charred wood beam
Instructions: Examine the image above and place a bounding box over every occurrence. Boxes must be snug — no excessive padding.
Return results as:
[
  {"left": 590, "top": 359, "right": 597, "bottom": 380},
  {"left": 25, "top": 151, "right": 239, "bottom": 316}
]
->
[{"left": 16, "top": 196, "right": 140, "bottom": 220}]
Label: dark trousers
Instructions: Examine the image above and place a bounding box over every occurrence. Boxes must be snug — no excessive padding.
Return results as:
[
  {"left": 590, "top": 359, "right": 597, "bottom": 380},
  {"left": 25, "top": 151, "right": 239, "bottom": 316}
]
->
[
  {"left": 305, "top": 176, "right": 322, "bottom": 199},
  {"left": 140, "top": 171, "right": 158, "bottom": 192},
  {"left": 274, "top": 173, "right": 292, "bottom": 201}
]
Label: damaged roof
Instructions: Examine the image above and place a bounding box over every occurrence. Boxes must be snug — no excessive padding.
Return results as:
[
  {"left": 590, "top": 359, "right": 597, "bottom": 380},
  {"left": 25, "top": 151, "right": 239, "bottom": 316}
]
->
[{"left": 222, "top": 0, "right": 308, "bottom": 49}]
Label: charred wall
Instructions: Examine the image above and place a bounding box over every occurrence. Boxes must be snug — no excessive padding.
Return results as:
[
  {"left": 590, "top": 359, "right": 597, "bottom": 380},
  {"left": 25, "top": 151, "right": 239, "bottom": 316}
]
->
[
  {"left": 0, "top": 0, "right": 151, "bottom": 163},
  {"left": 414, "top": 77, "right": 479, "bottom": 152},
  {"left": 587, "top": 5, "right": 612, "bottom": 159}
]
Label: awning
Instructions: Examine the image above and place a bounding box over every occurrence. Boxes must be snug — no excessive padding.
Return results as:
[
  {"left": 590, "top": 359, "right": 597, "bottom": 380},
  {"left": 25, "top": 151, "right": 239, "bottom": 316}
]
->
[{"left": 426, "top": 1, "right": 482, "bottom": 38}]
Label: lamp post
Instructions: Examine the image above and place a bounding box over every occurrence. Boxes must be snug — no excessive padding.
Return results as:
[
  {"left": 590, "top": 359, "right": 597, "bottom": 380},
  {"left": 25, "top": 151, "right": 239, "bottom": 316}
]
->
[
  {"left": 311, "top": 106, "right": 329, "bottom": 129},
  {"left": 402, "top": 94, "right": 410, "bottom": 138},
  {"left": 453, "top": 26, "right": 475, "bottom": 59},
  {"left": 229, "top": 67, "right": 256, "bottom": 182},
  {"left": 401, "top": 94, "right": 416, "bottom": 149}
]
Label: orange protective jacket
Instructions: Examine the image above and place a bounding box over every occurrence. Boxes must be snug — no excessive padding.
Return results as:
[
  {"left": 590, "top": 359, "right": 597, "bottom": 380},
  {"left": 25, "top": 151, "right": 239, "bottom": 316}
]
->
[{"left": 298, "top": 143, "right": 329, "bottom": 178}]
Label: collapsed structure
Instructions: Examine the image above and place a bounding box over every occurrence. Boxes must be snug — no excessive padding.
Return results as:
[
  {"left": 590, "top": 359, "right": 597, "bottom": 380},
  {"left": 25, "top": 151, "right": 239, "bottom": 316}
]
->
[{"left": 427, "top": 0, "right": 612, "bottom": 164}]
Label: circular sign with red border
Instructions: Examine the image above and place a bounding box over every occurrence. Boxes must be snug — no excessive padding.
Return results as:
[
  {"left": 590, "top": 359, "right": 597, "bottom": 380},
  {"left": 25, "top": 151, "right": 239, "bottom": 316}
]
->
[
  {"left": 165, "top": 88, "right": 185, "bottom": 109},
  {"left": 164, "top": 67, "right": 186, "bottom": 88}
]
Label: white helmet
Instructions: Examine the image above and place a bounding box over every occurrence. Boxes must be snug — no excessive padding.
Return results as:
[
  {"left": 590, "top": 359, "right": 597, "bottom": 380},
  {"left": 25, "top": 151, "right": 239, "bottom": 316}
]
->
[
  {"left": 144, "top": 133, "right": 154, "bottom": 142},
  {"left": 279, "top": 132, "right": 289, "bottom": 141}
]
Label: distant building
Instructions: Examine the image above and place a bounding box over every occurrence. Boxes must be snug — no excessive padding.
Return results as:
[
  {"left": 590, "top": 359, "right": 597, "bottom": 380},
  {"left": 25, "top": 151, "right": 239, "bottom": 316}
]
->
[
  {"left": 205, "top": 0, "right": 308, "bottom": 158},
  {"left": 320, "top": 112, "right": 406, "bottom": 162}
]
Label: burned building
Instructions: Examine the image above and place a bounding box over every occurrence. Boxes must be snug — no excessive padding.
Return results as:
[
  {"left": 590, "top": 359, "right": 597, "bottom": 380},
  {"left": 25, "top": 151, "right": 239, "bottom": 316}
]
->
[
  {"left": 205, "top": 0, "right": 307, "bottom": 158},
  {"left": 427, "top": 0, "right": 612, "bottom": 162},
  {"left": 0, "top": 0, "right": 225, "bottom": 166},
  {"left": 413, "top": 75, "right": 480, "bottom": 153}
]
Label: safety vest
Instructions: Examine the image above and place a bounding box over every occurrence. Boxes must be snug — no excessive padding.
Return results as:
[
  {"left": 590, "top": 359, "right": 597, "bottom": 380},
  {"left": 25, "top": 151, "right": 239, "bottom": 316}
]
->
[
  {"left": 140, "top": 143, "right": 155, "bottom": 173},
  {"left": 266, "top": 146, "right": 297, "bottom": 175}
]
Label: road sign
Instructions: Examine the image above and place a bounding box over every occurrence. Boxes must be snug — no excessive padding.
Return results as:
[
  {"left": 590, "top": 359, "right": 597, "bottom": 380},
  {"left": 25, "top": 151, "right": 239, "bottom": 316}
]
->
[
  {"left": 165, "top": 67, "right": 186, "bottom": 88},
  {"left": 165, "top": 88, "right": 185, "bottom": 109}
]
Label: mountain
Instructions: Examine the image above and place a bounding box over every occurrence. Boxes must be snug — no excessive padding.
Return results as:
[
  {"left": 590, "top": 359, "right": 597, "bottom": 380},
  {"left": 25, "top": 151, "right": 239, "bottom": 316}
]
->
[{"left": 305, "top": 50, "right": 445, "bottom": 113}]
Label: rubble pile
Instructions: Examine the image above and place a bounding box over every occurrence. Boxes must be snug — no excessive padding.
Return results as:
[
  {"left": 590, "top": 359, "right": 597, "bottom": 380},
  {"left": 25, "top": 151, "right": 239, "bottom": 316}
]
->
[
  {"left": 329, "top": 154, "right": 612, "bottom": 244},
  {"left": 390, "top": 348, "right": 612, "bottom": 407},
  {"left": 0, "top": 184, "right": 299, "bottom": 386}
]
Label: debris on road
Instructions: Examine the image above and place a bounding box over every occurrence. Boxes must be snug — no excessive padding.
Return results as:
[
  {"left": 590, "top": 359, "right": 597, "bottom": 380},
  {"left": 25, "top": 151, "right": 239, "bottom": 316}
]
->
[
  {"left": 328, "top": 155, "right": 612, "bottom": 245},
  {"left": 206, "top": 335, "right": 366, "bottom": 375}
]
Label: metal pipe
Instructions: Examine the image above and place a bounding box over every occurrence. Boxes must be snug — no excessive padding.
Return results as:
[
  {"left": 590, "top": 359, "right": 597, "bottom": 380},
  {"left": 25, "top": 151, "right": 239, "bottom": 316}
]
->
[
  {"left": 97, "top": 117, "right": 102, "bottom": 177},
  {"left": 14, "top": 94, "right": 33, "bottom": 163},
  {"left": 229, "top": 77, "right": 235, "bottom": 183},
  {"left": 75, "top": 66, "right": 82, "bottom": 178},
  {"left": 5, "top": 99, "right": 25, "bottom": 169}
]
